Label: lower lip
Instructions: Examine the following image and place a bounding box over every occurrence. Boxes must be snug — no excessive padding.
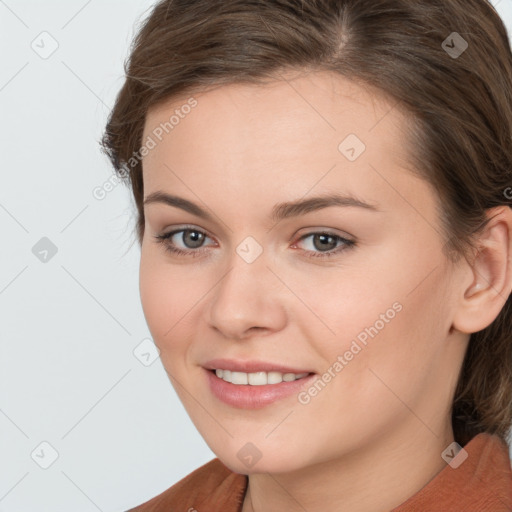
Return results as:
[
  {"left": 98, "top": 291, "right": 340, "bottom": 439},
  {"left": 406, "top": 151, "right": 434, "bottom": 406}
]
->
[{"left": 204, "top": 369, "right": 316, "bottom": 409}]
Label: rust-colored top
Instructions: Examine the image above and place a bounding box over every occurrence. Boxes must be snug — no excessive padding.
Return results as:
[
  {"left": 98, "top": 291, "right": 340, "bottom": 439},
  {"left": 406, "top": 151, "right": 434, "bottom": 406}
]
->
[{"left": 127, "top": 433, "right": 512, "bottom": 511}]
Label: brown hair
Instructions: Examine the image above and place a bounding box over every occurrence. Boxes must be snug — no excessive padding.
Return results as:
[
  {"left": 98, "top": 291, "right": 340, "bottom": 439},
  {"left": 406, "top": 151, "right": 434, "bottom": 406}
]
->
[{"left": 100, "top": 0, "right": 512, "bottom": 446}]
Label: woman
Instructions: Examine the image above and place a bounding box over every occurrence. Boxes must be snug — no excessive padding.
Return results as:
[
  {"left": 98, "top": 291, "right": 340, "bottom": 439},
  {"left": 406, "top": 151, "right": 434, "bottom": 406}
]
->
[{"left": 101, "top": 0, "right": 512, "bottom": 510}]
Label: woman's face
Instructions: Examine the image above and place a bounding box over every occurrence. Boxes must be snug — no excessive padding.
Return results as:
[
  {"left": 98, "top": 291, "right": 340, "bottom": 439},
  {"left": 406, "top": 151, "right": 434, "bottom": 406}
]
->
[{"left": 139, "top": 71, "right": 468, "bottom": 474}]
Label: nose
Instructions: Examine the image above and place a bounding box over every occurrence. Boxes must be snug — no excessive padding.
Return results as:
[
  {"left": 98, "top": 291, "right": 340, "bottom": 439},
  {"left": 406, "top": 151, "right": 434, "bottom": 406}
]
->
[{"left": 206, "top": 253, "right": 287, "bottom": 340}]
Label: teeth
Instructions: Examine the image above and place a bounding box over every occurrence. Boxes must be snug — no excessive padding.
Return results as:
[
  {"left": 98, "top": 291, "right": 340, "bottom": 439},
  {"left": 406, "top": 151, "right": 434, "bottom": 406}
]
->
[{"left": 214, "top": 369, "right": 309, "bottom": 385}]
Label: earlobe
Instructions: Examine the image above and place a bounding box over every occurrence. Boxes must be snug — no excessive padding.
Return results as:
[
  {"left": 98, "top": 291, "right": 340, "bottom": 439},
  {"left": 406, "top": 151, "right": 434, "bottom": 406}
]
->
[{"left": 452, "top": 206, "right": 512, "bottom": 334}]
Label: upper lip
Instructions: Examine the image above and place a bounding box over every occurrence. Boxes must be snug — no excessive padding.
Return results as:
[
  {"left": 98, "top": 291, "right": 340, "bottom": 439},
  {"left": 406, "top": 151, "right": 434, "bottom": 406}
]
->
[{"left": 203, "top": 358, "right": 314, "bottom": 374}]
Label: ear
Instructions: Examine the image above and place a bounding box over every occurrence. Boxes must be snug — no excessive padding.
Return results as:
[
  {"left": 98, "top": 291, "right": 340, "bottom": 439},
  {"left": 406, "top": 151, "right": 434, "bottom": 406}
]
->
[{"left": 452, "top": 206, "right": 512, "bottom": 334}]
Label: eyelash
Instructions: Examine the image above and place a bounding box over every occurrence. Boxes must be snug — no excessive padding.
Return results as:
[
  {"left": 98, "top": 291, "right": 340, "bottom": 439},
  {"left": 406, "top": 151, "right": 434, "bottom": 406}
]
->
[{"left": 153, "top": 226, "right": 356, "bottom": 260}]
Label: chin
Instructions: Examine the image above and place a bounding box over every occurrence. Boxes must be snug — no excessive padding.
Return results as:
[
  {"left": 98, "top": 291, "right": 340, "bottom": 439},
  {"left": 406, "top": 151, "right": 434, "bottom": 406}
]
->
[{"left": 216, "top": 451, "right": 307, "bottom": 476}]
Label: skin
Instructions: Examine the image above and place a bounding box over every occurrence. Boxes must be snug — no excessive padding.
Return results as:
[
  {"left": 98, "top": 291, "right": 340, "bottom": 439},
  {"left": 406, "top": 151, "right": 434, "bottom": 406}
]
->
[{"left": 138, "top": 70, "right": 512, "bottom": 512}]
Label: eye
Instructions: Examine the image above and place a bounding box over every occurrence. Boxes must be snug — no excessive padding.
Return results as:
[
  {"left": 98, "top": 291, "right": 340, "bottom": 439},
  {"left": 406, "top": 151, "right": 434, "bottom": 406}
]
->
[
  {"left": 153, "top": 226, "right": 214, "bottom": 258},
  {"left": 292, "top": 231, "right": 356, "bottom": 259},
  {"left": 153, "top": 227, "right": 356, "bottom": 259}
]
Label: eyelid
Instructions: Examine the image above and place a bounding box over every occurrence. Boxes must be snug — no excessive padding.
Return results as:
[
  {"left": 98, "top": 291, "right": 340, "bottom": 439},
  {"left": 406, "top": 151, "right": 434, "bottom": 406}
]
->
[
  {"left": 154, "top": 224, "right": 356, "bottom": 261},
  {"left": 160, "top": 225, "right": 217, "bottom": 247},
  {"left": 157, "top": 225, "right": 354, "bottom": 245},
  {"left": 293, "top": 226, "right": 354, "bottom": 241}
]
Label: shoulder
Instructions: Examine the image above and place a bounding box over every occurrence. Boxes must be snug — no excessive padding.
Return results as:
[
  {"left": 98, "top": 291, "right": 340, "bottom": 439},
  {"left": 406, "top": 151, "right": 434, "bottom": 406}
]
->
[
  {"left": 393, "top": 433, "right": 512, "bottom": 511},
  {"left": 126, "top": 458, "right": 248, "bottom": 512}
]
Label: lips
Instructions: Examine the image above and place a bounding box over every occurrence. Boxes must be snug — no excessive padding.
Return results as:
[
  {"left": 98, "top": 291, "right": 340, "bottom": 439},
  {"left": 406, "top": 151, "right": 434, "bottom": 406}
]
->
[
  {"left": 202, "top": 357, "right": 314, "bottom": 374},
  {"left": 204, "top": 367, "right": 317, "bottom": 408}
]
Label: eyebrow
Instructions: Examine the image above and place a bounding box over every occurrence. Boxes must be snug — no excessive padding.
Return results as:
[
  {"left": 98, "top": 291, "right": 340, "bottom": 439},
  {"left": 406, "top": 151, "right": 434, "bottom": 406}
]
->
[{"left": 143, "top": 191, "right": 379, "bottom": 224}]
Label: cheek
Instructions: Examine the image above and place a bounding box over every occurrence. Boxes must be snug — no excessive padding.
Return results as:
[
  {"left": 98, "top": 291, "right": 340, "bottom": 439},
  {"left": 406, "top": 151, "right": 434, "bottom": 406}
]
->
[
  {"left": 139, "top": 254, "right": 197, "bottom": 355},
  {"left": 293, "top": 287, "right": 445, "bottom": 455},
  {"left": 335, "top": 283, "right": 450, "bottom": 422},
  {"left": 303, "top": 244, "right": 451, "bottom": 401}
]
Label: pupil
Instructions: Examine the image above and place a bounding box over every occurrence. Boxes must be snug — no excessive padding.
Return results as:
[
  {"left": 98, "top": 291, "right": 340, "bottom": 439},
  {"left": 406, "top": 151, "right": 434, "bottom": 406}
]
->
[
  {"left": 315, "top": 234, "right": 336, "bottom": 251},
  {"left": 185, "top": 229, "right": 203, "bottom": 248}
]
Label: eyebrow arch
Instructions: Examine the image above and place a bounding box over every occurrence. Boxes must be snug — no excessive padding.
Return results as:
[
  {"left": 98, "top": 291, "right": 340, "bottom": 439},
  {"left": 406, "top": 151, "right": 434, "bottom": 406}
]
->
[{"left": 143, "top": 191, "right": 379, "bottom": 224}]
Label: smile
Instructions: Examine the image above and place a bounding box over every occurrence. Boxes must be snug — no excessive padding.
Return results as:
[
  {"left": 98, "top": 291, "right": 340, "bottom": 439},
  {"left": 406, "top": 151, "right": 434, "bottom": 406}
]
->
[
  {"left": 205, "top": 368, "right": 316, "bottom": 409},
  {"left": 214, "top": 369, "right": 310, "bottom": 385}
]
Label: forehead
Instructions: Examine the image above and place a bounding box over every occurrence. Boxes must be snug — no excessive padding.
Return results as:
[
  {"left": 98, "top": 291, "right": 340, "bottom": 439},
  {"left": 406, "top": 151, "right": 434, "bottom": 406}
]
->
[
  {"left": 143, "top": 70, "right": 409, "bottom": 149},
  {"left": 141, "top": 71, "right": 422, "bottom": 217}
]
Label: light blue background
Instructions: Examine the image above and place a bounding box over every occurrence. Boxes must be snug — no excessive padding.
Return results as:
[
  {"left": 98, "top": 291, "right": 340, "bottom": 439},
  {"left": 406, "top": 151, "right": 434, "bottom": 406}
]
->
[{"left": 1, "top": 1, "right": 511, "bottom": 511}]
